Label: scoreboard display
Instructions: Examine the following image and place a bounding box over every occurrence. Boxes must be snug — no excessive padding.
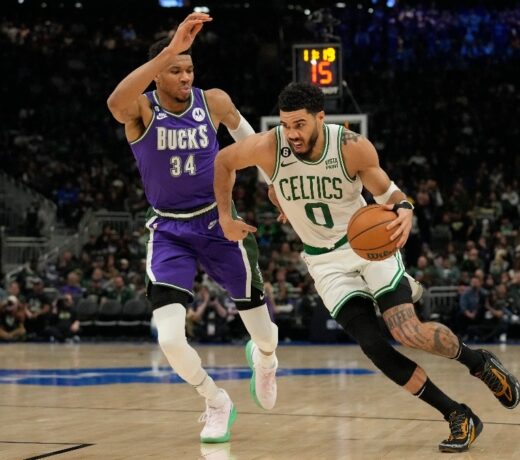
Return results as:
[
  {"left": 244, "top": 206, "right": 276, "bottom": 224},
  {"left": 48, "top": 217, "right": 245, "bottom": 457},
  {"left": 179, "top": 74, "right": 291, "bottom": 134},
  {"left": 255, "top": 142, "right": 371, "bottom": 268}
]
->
[{"left": 292, "top": 43, "right": 342, "bottom": 99}]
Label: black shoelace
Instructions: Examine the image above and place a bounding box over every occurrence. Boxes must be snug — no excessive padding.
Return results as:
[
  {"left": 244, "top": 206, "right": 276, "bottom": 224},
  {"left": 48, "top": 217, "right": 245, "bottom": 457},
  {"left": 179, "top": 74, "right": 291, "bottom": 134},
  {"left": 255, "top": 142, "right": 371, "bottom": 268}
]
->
[
  {"left": 480, "top": 366, "right": 503, "bottom": 394},
  {"left": 448, "top": 412, "right": 468, "bottom": 439}
]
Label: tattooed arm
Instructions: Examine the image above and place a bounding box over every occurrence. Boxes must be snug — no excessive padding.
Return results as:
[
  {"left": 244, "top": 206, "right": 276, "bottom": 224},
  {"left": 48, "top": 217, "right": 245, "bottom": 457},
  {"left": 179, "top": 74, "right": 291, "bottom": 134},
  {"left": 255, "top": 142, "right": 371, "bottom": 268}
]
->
[{"left": 340, "top": 129, "right": 407, "bottom": 202}]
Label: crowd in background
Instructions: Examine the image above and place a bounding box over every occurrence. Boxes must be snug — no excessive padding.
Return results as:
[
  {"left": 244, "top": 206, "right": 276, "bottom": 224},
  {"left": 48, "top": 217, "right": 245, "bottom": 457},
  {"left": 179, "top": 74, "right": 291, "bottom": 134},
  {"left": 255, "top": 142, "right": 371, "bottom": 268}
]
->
[{"left": 1, "top": 1, "right": 519, "bottom": 343}]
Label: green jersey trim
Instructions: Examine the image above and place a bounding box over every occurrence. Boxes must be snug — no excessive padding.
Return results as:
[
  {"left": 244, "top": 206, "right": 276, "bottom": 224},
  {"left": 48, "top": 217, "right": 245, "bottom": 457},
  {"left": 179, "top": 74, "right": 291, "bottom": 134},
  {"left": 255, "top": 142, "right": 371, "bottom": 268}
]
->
[
  {"left": 271, "top": 126, "right": 282, "bottom": 182},
  {"left": 331, "top": 291, "right": 374, "bottom": 318},
  {"left": 373, "top": 252, "right": 405, "bottom": 298},
  {"left": 303, "top": 234, "right": 348, "bottom": 255},
  {"left": 337, "top": 125, "right": 356, "bottom": 183}
]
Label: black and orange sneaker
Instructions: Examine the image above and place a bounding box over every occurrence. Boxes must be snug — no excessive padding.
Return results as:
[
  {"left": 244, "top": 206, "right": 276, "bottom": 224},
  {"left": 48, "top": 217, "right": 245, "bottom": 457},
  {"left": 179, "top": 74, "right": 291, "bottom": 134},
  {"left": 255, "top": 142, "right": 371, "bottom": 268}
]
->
[
  {"left": 438, "top": 404, "right": 483, "bottom": 453},
  {"left": 471, "top": 349, "right": 520, "bottom": 409}
]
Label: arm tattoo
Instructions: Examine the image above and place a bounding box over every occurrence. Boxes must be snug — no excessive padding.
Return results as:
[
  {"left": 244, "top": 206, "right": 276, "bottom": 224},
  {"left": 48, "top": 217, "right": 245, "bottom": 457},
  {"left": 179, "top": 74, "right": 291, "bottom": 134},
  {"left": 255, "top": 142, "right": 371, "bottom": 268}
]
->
[{"left": 341, "top": 129, "right": 361, "bottom": 145}]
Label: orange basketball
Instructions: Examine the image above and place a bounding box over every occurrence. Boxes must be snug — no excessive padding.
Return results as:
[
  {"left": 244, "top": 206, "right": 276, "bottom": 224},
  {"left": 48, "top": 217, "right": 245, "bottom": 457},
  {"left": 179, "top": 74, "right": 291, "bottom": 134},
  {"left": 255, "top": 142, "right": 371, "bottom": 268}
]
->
[{"left": 347, "top": 204, "right": 398, "bottom": 261}]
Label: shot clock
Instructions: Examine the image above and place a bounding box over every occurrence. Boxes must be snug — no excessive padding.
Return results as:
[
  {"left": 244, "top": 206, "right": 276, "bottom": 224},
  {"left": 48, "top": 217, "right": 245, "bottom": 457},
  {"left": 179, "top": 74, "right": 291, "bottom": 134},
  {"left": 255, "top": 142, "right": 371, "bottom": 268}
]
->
[{"left": 292, "top": 43, "right": 342, "bottom": 98}]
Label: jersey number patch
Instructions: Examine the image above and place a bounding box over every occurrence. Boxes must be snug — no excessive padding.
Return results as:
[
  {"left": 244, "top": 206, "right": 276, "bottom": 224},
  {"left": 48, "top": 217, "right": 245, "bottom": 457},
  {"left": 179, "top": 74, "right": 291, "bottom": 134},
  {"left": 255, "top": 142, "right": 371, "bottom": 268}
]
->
[
  {"left": 170, "top": 154, "right": 196, "bottom": 177},
  {"left": 304, "top": 202, "right": 334, "bottom": 229}
]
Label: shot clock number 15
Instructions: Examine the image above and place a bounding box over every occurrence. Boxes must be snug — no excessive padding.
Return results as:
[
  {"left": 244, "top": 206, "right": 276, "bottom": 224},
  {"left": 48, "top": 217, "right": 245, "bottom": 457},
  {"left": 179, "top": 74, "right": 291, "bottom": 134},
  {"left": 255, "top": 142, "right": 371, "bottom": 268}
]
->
[{"left": 292, "top": 43, "right": 342, "bottom": 98}]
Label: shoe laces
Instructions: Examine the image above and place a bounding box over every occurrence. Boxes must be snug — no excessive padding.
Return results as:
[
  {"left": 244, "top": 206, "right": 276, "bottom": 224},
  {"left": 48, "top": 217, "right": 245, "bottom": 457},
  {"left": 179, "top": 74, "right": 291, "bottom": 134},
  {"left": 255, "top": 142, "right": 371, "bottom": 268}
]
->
[
  {"left": 198, "top": 403, "right": 226, "bottom": 425},
  {"left": 447, "top": 411, "right": 468, "bottom": 440},
  {"left": 479, "top": 366, "right": 507, "bottom": 395}
]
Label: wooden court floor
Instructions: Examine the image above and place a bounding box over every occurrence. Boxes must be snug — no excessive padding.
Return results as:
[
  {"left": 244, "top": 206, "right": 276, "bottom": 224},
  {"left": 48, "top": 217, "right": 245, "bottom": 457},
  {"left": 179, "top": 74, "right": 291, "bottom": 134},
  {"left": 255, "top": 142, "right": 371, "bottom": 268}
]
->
[{"left": 0, "top": 342, "right": 519, "bottom": 460}]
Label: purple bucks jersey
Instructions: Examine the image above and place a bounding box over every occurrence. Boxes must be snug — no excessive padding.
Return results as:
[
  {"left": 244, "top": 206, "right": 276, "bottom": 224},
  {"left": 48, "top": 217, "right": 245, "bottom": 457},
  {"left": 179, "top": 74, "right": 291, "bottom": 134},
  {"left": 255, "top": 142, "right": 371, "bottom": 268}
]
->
[{"left": 129, "top": 88, "right": 219, "bottom": 210}]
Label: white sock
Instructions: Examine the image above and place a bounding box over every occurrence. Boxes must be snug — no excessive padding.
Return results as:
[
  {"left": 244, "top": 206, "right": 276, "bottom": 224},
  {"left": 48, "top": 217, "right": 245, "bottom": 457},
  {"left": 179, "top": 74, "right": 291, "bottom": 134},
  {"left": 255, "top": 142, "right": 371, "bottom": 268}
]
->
[
  {"left": 239, "top": 304, "right": 278, "bottom": 354},
  {"left": 255, "top": 347, "right": 277, "bottom": 369},
  {"left": 193, "top": 370, "right": 222, "bottom": 404}
]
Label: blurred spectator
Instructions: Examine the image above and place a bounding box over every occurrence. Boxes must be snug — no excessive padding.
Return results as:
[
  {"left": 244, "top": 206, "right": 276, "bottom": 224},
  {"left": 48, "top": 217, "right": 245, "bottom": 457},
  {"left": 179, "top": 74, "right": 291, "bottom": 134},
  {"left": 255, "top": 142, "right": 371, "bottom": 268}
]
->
[
  {"left": 24, "top": 278, "right": 51, "bottom": 339},
  {"left": 455, "top": 276, "right": 488, "bottom": 339},
  {"left": 271, "top": 268, "right": 296, "bottom": 307},
  {"left": 187, "top": 285, "right": 231, "bottom": 343},
  {"left": 408, "top": 255, "right": 442, "bottom": 287},
  {"left": 43, "top": 294, "right": 80, "bottom": 343},
  {"left": 104, "top": 275, "right": 134, "bottom": 305},
  {"left": 0, "top": 296, "right": 26, "bottom": 342},
  {"left": 478, "top": 283, "right": 513, "bottom": 342},
  {"left": 59, "top": 271, "right": 85, "bottom": 305}
]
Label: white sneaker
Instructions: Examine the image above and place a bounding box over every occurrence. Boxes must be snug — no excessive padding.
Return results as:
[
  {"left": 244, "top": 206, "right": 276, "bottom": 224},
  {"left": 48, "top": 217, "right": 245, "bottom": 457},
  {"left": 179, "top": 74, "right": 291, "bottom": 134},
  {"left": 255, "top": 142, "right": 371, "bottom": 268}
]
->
[
  {"left": 404, "top": 273, "right": 424, "bottom": 303},
  {"left": 245, "top": 340, "right": 277, "bottom": 410},
  {"left": 199, "top": 390, "right": 237, "bottom": 443}
]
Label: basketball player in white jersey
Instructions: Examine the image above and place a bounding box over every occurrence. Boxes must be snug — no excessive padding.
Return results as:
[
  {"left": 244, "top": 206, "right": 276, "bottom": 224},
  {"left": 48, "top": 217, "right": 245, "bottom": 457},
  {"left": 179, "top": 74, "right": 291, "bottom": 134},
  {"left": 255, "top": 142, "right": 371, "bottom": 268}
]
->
[{"left": 214, "top": 82, "right": 519, "bottom": 453}]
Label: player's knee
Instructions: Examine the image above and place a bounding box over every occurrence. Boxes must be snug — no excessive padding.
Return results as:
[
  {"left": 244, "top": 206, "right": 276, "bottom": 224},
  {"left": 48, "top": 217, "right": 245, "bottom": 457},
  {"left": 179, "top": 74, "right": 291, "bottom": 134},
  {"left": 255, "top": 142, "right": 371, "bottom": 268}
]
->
[
  {"left": 358, "top": 333, "right": 392, "bottom": 364},
  {"left": 234, "top": 287, "right": 265, "bottom": 311},
  {"left": 376, "top": 277, "right": 413, "bottom": 313},
  {"left": 149, "top": 284, "right": 191, "bottom": 310},
  {"left": 157, "top": 333, "right": 187, "bottom": 355}
]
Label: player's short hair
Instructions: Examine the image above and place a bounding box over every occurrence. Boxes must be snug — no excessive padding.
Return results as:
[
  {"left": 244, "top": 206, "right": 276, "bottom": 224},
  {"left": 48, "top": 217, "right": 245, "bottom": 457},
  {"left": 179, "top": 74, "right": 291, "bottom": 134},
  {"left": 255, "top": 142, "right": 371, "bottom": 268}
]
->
[
  {"left": 148, "top": 36, "right": 192, "bottom": 60},
  {"left": 278, "top": 82, "right": 325, "bottom": 114}
]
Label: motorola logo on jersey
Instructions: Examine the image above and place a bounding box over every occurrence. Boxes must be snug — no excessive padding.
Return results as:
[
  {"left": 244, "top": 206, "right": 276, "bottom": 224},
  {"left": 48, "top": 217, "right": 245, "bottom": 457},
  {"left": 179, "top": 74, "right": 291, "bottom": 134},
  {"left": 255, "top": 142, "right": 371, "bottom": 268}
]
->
[
  {"left": 192, "top": 107, "right": 206, "bottom": 122},
  {"left": 156, "top": 126, "right": 209, "bottom": 150}
]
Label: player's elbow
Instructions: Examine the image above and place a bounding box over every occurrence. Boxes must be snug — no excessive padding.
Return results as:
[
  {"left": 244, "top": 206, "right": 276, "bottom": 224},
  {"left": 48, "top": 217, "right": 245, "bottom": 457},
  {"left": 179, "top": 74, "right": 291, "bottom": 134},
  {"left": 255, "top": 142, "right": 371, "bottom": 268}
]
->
[
  {"left": 215, "top": 149, "right": 231, "bottom": 171},
  {"left": 106, "top": 95, "right": 127, "bottom": 124}
]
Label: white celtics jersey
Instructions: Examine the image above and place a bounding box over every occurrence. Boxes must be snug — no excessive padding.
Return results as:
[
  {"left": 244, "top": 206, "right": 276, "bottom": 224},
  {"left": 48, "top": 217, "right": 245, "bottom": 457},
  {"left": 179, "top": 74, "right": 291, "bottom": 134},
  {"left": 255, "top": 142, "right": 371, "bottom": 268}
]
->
[{"left": 271, "top": 123, "right": 366, "bottom": 251}]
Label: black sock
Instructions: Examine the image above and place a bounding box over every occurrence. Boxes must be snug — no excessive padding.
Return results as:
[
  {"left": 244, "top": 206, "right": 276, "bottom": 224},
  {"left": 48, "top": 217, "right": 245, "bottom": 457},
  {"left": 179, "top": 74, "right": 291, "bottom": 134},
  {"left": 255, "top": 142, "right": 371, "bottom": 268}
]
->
[
  {"left": 454, "top": 339, "right": 485, "bottom": 373},
  {"left": 415, "top": 378, "right": 462, "bottom": 419}
]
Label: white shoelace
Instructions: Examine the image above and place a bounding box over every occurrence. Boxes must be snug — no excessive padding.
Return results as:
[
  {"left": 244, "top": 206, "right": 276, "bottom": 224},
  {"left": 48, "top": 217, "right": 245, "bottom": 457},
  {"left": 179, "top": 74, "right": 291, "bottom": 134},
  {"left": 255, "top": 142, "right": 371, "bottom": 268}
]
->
[{"left": 198, "top": 404, "right": 227, "bottom": 425}]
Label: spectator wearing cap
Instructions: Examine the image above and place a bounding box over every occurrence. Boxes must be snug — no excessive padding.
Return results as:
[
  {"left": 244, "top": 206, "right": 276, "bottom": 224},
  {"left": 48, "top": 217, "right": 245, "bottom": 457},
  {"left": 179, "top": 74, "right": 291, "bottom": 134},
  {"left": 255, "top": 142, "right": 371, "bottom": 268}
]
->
[
  {"left": 24, "top": 278, "right": 51, "bottom": 339},
  {"left": 0, "top": 296, "right": 26, "bottom": 342},
  {"left": 43, "top": 294, "right": 80, "bottom": 343}
]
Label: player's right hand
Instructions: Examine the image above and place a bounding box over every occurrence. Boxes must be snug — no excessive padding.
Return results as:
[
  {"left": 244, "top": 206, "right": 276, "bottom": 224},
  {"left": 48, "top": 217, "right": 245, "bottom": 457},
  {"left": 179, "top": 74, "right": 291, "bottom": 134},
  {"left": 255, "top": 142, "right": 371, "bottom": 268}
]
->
[
  {"left": 219, "top": 218, "right": 257, "bottom": 241},
  {"left": 167, "top": 13, "right": 213, "bottom": 55}
]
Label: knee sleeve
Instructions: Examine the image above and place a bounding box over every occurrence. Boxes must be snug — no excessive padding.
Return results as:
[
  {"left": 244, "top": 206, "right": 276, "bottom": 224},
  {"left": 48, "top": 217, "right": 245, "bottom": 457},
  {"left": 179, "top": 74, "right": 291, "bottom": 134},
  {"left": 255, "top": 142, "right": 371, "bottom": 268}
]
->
[
  {"left": 153, "top": 303, "right": 203, "bottom": 384},
  {"left": 149, "top": 284, "right": 191, "bottom": 310},
  {"left": 336, "top": 298, "right": 417, "bottom": 386},
  {"left": 239, "top": 305, "right": 278, "bottom": 353},
  {"left": 234, "top": 287, "right": 265, "bottom": 311},
  {"left": 376, "top": 277, "right": 413, "bottom": 313}
]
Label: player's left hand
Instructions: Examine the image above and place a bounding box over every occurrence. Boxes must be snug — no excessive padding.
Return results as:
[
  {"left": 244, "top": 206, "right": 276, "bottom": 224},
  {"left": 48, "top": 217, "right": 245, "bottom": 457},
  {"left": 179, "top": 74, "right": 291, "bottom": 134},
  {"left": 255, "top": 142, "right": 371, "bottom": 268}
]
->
[
  {"left": 219, "top": 217, "right": 257, "bottom": 242},
  {"left": 383, "top": 204, "right": 412, "bottom": 249}
]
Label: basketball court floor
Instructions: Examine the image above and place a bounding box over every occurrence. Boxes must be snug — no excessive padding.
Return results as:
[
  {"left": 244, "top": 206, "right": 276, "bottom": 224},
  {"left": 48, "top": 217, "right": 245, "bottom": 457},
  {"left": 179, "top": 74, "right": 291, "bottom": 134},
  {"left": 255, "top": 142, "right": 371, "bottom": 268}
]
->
[{"left": 1, "top": 342, "right": 519, "bottom": 459}]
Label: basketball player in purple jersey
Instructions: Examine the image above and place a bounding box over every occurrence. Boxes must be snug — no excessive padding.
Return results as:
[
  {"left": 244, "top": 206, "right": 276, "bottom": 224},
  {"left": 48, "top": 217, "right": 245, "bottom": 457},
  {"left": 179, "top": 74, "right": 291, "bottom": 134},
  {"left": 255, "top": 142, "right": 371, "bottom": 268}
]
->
[{"left": 107, "top": 13, "right": 278, "bottom": 443}]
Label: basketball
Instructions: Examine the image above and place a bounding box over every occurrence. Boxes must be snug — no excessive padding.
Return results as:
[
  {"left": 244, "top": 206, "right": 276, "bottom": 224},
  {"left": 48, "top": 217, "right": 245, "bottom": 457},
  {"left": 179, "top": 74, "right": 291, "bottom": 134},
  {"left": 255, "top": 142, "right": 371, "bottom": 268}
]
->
[{"left": 347, "top": 204, "right": 398, "bottom": 261}]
